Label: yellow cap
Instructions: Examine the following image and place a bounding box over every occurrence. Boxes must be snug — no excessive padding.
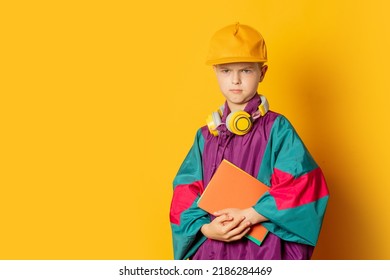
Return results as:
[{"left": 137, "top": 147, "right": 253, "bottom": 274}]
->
[{"left": 206, "top": 22, "right": 267, "bottom": 65}]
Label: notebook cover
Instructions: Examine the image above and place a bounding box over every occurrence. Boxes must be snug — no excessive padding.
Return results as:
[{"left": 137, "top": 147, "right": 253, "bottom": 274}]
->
[{"left": 198, "top": 159, "right": 269, "bottom": 245}]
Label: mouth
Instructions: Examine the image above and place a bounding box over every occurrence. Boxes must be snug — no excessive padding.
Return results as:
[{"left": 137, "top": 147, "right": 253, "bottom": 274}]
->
[{"left": 229, "top": 89, "right": 243, "bottom": 94}]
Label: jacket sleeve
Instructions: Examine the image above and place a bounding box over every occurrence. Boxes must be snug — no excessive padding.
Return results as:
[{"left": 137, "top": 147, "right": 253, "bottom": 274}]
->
[
  {"left": 253, "top": 115, "right": 329, "bottom": 246},
  {"left": 169, "top": 129, "right": 209, "bottom": 259}
]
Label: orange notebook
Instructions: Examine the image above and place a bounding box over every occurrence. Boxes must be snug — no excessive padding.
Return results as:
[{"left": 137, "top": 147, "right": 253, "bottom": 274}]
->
[{"left": 197, "top": 159, "right": 269, "bottom": 245}]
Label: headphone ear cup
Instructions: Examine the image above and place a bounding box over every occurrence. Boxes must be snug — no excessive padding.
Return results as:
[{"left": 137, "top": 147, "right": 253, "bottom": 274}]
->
[
  {"left": 226, "top": 111, "right": 252, "bottom": 135},
  {"left": 206, "top": 111, "right": 222, "bottom": 136}
]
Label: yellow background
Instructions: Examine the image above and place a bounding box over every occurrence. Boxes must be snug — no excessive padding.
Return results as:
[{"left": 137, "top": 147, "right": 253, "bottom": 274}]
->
[{"left": 1, "top": 0, "right": 389, "bottom": 259}]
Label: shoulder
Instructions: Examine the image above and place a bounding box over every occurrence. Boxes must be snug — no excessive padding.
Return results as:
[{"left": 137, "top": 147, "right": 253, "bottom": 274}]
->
[
  {"left": 267, "top": 111, "right": 296, "bottom": 132},
  {"left": 189, "top": 126, "right": 208, "bottom": 151},
  {"left": 254, "top": 110, "right": 293, "bottom": 135},
  {"left": 262, "top": 110, "right": 282, "bottom": 124},
  {"left": 265, "top": 112, "right": 305, "bottom": 146}
]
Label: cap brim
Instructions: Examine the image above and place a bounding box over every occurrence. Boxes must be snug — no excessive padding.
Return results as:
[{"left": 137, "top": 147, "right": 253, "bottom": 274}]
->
[{"left": 206, "top": 57, "right": 267, "bottom": 66}]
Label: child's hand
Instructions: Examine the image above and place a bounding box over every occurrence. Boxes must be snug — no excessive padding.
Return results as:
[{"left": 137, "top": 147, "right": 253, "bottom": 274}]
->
[
  {"left": 200, "top": 213, "right": 251, "bottom": 242},
  {"left": 214, "top": 207, "right": 268, "bottom": 226}
]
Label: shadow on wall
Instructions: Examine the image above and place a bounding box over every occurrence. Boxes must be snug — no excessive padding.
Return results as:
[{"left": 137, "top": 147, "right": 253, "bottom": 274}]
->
[{"left": 289, "top": 50, "right": 377, "bottom": 259}]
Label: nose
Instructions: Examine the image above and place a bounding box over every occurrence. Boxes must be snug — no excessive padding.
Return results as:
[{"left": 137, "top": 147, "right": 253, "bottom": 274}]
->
[{"left": 232, "top": 72, "right": 241, "bottom": 85}]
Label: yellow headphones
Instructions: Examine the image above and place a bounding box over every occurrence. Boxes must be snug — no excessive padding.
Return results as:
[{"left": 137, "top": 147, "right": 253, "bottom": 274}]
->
[{"left": 206, "top": 95, "right": 269, "bottom": 136}]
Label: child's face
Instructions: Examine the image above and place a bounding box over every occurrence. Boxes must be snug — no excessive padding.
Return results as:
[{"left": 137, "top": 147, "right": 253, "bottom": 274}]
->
[{"left": 213, "top": 62, "right": 267, "bottom": 111}]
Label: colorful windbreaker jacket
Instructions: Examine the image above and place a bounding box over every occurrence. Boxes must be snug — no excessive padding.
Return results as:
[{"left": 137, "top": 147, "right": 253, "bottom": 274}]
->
[{"left": 169, "top": 94, "right": 329, "bottom": 260}]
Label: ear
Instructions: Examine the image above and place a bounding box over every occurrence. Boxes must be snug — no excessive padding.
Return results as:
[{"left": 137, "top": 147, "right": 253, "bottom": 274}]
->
[{"left": 259, "top": 65, "right": 268, "bottom": 83}]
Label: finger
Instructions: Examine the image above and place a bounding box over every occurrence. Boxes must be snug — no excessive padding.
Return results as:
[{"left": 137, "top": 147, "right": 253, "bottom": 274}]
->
[
  {"left": 226, "top": 226, "right": 252, "bottom": 242},
  {"left": 223, "top": 216, "right": 248, "bottom": 232},
  {"left": 213, "top": 210, "right": 228, "bottom": 217},
  {"left": 236, "top": 226, "right": 252, "bottom": 240},
  {"left": 214, "top": 208, "right": 234, "bottom": 216},
  {"left": 236, "top": 220, "right": 251, "bottom": 233},
  {"left": 214, "top": 213, "right": 233, "bottom": 223},
  {"left": 213, "top": 211, "right": 223, "bottom": 216}
]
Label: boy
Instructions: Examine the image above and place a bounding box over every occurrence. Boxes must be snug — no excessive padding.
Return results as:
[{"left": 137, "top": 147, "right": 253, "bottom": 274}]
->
[{"left": 169, "top": 23, "right": 329, "bottom": 260}]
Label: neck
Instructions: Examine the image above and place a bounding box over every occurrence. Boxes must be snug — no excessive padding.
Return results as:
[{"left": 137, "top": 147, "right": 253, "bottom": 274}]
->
[{"left": 227, "top": 101, "right": 246, "bottom": 112}]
